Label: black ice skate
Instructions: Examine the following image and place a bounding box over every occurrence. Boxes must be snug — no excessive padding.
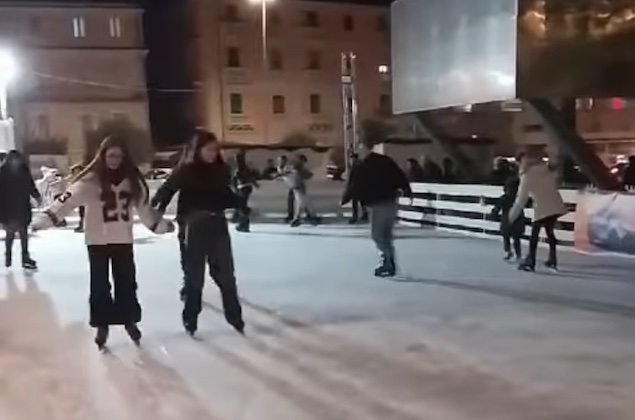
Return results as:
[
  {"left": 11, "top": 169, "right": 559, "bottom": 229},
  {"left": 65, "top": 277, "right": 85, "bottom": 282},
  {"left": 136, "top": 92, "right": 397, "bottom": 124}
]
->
[
  {"left": 374, "top": 258, "right": 396, "bottom": 278},
  {"left": 22, "top": 257, "right": 37, "bottom": 270},
  {"left": 125, "top": 324, "right": 142, "bottom": 346},
  {"left": 95, "top": 326, "right": 109, "bottom": 350},
  {"left": 229, "top": 319, "right": 245, "bottom": 335},
  {"left": 290, "top": 219, "right": 301, "bottom": 227},
  {"left": 182, "top": 313, "right": 198, "bottom": 336},
  {"left": 517, "top": 261, "right": 535, "bottom": 272},
  {"left": 5, "top": 253, "right": 11, "bottom": 268},
  {"left": 545, "top": 261, "right": 558, "bottom": 271},
  {"left": 504, "top": 252, "right": 514, "bottom": 261}
]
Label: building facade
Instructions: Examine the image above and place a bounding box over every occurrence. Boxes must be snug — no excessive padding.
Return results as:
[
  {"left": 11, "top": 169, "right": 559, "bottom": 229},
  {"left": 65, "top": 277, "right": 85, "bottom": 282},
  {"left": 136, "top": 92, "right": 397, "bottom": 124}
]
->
[
  {"left": 2, "top": 1, "right": 149, "bottom": 164},
  {"left": 175, "top": 0, "right": 392, "bottom": 148}
]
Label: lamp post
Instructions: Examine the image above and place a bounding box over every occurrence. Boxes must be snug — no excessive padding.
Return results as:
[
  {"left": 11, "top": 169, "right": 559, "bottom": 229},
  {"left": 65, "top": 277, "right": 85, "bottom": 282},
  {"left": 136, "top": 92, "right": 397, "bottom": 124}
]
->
[
  {"left": 249, "top": 0, "right": 274, "bottom": 69},
  {"left": 0, "top": 49, "right": 18, "bottom": 152},
  {"left": 249, "top": 0, "right": 274, "bottom": 144}
]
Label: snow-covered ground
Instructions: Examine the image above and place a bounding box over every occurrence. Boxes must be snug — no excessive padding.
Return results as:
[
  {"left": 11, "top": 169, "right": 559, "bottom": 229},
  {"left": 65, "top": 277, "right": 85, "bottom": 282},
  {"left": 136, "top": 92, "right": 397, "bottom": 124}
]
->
[{"left": 1, "top": 224, "right": 635, "bottom": 419}]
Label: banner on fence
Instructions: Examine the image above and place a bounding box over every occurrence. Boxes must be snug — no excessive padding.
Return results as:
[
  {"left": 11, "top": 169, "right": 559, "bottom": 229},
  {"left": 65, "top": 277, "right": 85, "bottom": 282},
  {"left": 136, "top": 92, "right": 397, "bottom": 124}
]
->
[{"left": 574, "top": 191, "right": 635, "bottom": 255}]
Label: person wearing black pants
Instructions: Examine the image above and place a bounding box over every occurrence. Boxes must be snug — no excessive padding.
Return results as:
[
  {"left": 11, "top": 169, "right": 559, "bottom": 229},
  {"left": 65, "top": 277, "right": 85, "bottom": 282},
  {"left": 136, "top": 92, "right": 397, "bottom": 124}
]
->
[
  {"left": 509, "top": 152, "right": 566, "bottom": 272},
  {"left": 33, "top": 136, "right": 174, "bottom": 350},
  {"left": 87, "top": 244, "right": 140, "bottom": 327},
  {"left": 0, "top": 151, "right": 42, "bottom": 269},
  {"left": 153, "top": 129, "right": 247, "bottom": 336}
]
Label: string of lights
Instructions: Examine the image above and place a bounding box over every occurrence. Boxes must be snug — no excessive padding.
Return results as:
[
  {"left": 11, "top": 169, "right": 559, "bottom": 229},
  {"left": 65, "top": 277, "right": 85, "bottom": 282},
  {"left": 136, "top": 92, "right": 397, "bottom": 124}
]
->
[{"left": 31, "top": 71, "right": 198, "bottom": 93}]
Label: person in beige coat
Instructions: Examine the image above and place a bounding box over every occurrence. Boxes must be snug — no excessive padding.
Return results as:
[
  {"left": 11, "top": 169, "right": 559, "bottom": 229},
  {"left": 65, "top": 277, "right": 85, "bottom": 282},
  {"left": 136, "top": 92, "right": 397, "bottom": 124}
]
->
[{"left": 509, "top": 153, "right": 567, "bottom": 272}]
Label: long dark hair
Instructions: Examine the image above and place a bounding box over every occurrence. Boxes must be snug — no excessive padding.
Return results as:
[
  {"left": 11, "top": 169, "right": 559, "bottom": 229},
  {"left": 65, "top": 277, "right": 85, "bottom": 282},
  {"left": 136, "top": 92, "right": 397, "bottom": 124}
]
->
[
  {"left": 177, "top": 128, "right": 224, "bottom": 167},
  {"left": 0, "top": 150, "right": 30, "bottom": 176},
  {"left": 74, "top": 136, "right": 148, "bottom": 204}
]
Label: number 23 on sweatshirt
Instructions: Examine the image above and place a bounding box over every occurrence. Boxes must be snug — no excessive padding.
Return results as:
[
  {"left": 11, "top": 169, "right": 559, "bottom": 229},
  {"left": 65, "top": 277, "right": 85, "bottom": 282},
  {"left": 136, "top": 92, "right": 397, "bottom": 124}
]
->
[{"left": 33, "top": 175, "right": 174, "bottom": 244}]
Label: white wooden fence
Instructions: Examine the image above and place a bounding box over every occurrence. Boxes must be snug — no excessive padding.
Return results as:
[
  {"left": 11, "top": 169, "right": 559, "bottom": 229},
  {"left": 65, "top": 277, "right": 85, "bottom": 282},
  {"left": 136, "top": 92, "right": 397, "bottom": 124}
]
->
[{"left": 398, "top": 183, "right": 579, "bottom": 246}]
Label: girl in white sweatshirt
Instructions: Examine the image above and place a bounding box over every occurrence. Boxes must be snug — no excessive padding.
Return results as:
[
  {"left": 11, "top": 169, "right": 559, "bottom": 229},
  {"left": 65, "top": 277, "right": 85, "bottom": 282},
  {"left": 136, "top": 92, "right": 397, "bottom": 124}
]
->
[{"left": 33, "top": 136, "right": 174, "bottom": 350}]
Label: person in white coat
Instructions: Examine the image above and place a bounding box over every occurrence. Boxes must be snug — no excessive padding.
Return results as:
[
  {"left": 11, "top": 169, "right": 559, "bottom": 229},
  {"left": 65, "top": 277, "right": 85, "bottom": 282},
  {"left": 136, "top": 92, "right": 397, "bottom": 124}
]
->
[{"left": 509, "top": 153, "right": 567, "bottom": 272}]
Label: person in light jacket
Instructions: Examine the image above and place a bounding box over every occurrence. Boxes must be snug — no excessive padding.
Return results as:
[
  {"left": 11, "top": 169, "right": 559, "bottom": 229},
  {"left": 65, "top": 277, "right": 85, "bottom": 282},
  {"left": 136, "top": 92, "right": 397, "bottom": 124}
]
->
[
  {"left": 509, "top": 153, "right": 567, "bottom": 272},
  {"left": 33, "top": 136, "right": 174, "bottom": 350}
]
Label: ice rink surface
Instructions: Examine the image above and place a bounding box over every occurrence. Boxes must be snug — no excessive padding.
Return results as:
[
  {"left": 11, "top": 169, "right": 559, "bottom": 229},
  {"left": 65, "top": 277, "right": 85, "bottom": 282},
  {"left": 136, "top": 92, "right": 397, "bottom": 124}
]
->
[{"left": 1, "top": 224, "right": 635, "bottom": 419}]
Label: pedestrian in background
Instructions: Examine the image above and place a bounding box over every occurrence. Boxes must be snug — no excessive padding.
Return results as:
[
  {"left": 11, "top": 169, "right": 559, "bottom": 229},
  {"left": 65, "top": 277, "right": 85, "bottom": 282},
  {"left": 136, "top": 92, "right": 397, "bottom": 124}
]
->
[
  {"left": 342, "top": 143, "right": 412, "bottom": 277},
  {"left": 509, "top": 151, "right": 567, "bottom": 272},
  {"left": 0, "top": 150, "right": 42, "bottom": 270}
]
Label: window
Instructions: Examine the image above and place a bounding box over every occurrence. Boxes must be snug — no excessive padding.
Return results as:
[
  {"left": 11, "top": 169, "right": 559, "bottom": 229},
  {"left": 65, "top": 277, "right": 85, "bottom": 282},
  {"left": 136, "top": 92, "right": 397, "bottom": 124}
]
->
[
  {"left": 307, "top": 50, "right": 322, "bottom": 70},
  {"left": 309, "top": 94, "right": 321, "bottom": 114},
  {"left": 36, "top": 114, "right": 50, "bottom": 139},
  {"left": 377, "top": 14, "right": 388, "bottom": 32},
  {"left": 227, "top": 47, "right": 241, "bottom": 67},
  {"left": 73, "top": 16, "right": 86, "bottom": 38},
  {"left": 109, "top": 17, "right": 122, "bottom": 38},
  {"left": 343, "top": 15, "right": 354, "bottom": 31},
  {"left": 303, "top": 11, "right": 319, "bottom": 27},
  {"left": 80, "top": 114, "right": 94, "bottom": 133},
  {"left": 230, "top": 93, "right": 243, "bottom": 114},
  {"left": 272, "top": 95, "right": 285, "bottom": 114},
  {"left": 270, "top": 49, "right": 283, "bottom": 70},
  {"left": 378, "top": 65, "right": 390, "bottom": 74},
  {"left": 225, "top": 4, "right": 239, "bottom": 21},
  {"left": 379, "top": 94, "right": 391, "bottom": 115}
]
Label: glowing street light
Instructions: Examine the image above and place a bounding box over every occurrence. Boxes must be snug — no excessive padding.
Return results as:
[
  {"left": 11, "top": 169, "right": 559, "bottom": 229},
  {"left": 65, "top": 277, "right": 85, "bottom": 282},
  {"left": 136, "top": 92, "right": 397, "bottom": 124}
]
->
[
  {"left": 248, "top": 0, "right": 275, "bottom": 144},
  {"left": 0, "top": 49, "right": 18, "bottom": 152},
  {"left": 0, "top": 49, "right": 18, "bottom": 120},
  {"left": 249, "top": 0, "right": 275, "bottom": 69}
]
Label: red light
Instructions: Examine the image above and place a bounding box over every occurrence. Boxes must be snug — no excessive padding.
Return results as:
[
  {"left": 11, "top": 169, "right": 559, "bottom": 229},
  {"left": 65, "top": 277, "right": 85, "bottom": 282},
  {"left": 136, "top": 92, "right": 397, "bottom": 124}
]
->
[{"left": 612, "top": 97, "right": 623, "bottom": 110}]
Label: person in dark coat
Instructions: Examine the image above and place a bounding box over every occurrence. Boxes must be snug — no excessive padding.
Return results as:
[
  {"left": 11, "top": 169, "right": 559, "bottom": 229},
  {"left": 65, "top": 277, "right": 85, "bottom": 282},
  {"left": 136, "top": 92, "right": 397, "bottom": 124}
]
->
[
  {"left": 153, "top": 129, "right": 247, "bottom": 336},
  {"left": 0, "top": 150, "right": 42, "bottom": 269},
  {"left": 342, "top": 144, "right": 412, "bottom": 277},
  {"left": 232, "top": 150, "right": 258, "bottom": 232},
  {"left": 490, "top": 177, "right": 525, "bottom": 261}
]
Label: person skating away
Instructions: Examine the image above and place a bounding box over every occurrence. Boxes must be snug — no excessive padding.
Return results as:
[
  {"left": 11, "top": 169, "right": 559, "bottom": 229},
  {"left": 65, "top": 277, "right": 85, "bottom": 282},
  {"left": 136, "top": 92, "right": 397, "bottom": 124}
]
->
[
  {"left": 152, "top": 130, "right": 247, "bottom": 336},
  {"left": 509, "top": 152, "right": 567, "bottom": 272},
  {"left": 347, "top": 153, "right": 368, "bottom": 224},
  {"left": 0, "top": 151, "right": 42, "bottom": 270},
  {"left": 288, "top": 155, "right": 320, "bottom": 227},
  {"left": 276, "top": 155, "right": 295, "bottom": 223},
  {"left": 490, "top": 177, "right": 526, "bottom": 261},
  {"left": 232, "top": 150, "right": 259, "bottom": 232},
  {"left": 341, "top": 144, "right": 412, "bottom": 277},
  {"left": 69, "top": 163, "right": 86, "bottom": 232},
  {"left": 32, "top": 136, "right": 174, "bottom": 350}
]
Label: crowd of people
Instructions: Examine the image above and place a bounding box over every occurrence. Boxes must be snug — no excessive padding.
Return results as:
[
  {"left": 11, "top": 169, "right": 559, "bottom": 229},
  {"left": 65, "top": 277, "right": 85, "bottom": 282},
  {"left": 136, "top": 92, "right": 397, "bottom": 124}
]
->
[{"left": 1, "top": 131, "right": 630, "bottom": 351}]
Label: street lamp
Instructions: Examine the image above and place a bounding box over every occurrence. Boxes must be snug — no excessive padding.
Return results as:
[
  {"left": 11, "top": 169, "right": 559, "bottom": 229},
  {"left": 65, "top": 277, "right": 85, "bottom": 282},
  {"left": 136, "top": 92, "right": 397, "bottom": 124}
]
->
[
  {"left": 0, "top": 49, "right": 18, "bottom": 121},
  {"left": 0, "top": 48, "right": 18, "bottom": 152},
  {"left": 249, "top": 0, "right": 275, "bottom": 69},
  {"left": 248, "top": 0, "right": 275, "bottom": 144}
]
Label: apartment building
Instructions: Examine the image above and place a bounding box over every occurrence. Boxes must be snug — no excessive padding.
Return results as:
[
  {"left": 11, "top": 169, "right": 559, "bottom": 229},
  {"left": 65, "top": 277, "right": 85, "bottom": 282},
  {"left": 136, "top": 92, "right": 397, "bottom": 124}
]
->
[
  {"left": 2, "top": 1, "right": 149, "bottom": 163},
  {"left": 150, "top": 0, "right": 392, "bottom": 148}
]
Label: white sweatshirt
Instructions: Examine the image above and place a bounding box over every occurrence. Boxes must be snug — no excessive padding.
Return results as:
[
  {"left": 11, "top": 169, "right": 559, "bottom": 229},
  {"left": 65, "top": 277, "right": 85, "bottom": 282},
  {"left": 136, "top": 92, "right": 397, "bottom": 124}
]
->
[{"left": 33, "top": 175, "right": 172, "bottom": 245}]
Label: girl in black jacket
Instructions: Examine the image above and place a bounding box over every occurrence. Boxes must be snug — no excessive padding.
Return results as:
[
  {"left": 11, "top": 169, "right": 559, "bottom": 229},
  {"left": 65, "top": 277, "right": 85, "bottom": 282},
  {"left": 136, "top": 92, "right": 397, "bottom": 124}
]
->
[
  {"left": 153, "top": 130, "right": 246, "bottom": 336},
  {"left": 0, "top": 151, "right": 42, "bottom": 269},
  {"left": 490, "top": 177, "right": 526, "bottom": 260}
]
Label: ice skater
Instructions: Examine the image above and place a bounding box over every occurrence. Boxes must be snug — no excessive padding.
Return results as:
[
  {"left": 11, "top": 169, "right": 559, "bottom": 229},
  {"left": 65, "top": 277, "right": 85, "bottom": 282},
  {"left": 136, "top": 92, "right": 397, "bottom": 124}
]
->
[
  {"left": 0, "top": 151, "right": 42, "bottom": 270},
  {"left": 341, "top": 142, "right": 412, "bottom": 277},
  {"left": 490, "top": 177, "right": 525, "bottom": 261},
  {"left": 231, "top": 150, "right": 258, "bottom": 232},
  {"left": 509, "top": 151, "right": 567, "bottom": 272},
  {"left": 33, "top": 136, "right": 174, "bottom": 350},
  {"left": 153, "top": 129, "right": 247, "bottom": 336}
]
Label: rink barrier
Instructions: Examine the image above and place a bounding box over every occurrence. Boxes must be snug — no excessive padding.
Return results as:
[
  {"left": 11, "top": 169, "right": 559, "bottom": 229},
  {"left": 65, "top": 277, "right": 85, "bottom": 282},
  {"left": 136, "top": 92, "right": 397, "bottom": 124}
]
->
[{"left": 398, "top": 183, "right": 578, "bottom": 246}]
